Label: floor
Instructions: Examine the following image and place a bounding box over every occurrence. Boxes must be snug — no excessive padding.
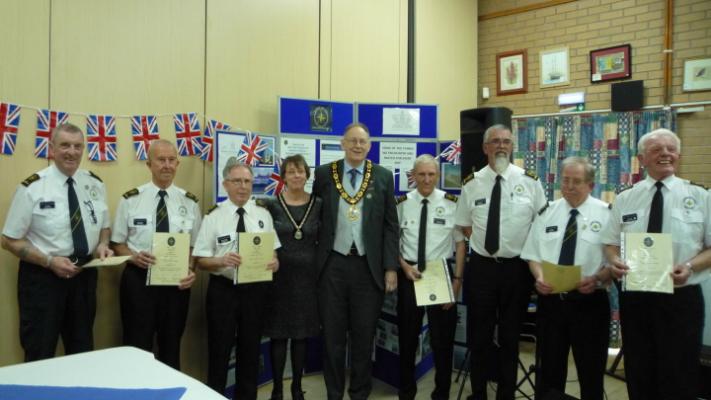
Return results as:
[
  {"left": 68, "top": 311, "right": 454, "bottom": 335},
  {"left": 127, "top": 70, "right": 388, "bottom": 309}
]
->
[{"left": 257, "top": 343, "right": 629, "bottom": 399}]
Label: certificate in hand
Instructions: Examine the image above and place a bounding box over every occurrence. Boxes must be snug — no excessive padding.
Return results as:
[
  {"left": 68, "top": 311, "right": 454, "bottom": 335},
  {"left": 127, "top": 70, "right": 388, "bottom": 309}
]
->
[
  {"left": 414, "top": 258, "right": 455, "bottom": 307},
  {"left": 82, "top": 255, "right": 132, "bottom": 268},
  {"left": 541, "top": 261, "right": 582, "bottom": 293},
  {"left": 622, "top": 232, "right": 673, "bottom": 293},
  {"left": 235, "top": 232, "right": 275, "bottom": 284},
  {"left": 147, "top": 232, "right": 190, "bottom": 286}
]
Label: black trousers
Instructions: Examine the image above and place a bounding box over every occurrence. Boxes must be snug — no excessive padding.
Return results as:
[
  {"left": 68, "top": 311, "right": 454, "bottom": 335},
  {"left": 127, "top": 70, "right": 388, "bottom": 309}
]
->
[
  {"left": 17, "top": 260, "right": 97, "bottom": 362},
  {"left": 318, "top": 251, "right": 385, "bottom": 400},
  {"left": 206, "top": 274, "right": 271, "bottom": 400},
  {"left": 535, "top": 290, "right": 610, "bottom": 400},
  {"left": 397, "top": 268, "right": 457, "bottom": 400},
  {"left": 620, "top": 285, "right": 704, "bottom": 400},
  {"left": 465, "top": 253, "right": 533, "bottom": 400},
  {"left": 120, "top": 264, "right": 191, "bottom": 370}
]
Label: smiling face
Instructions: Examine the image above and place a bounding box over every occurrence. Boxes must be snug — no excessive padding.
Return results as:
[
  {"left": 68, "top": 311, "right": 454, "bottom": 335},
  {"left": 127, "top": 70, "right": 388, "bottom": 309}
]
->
[
  {"left": 50, "top": 128, "right": 85, "bottom": 177},
  {"left": 638, "top": 134, "right": 679, "bottom": 181},
  {"left": 283, "top": 161, "right": 308, "bottom": 191},
  {"left": 341, "top": 126, "right": 371, "bottom": 167},
  {"left": 147, "top": 141, "right": 179, "bottom": 189},
  {"left": 223, "top": 165, "right": 253, "bottom": 207}
]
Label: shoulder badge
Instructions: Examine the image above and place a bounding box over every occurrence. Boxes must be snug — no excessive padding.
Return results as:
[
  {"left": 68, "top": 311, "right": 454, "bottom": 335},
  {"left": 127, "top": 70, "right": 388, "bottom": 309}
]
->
[
  {"left": 185, "top": 191, "right": 199, "bottom": 203},
  {"left": 21, "top": 173, "right": 40, "bottom": 187},
  {"left": 396, "top": 194, "right": 408, "bottom": 205},
  {"left": 690, "top": 181, "right": 708, "bottom": 190},
  {"left": 207, "top": 204, "right": 219, "bottom": 215},
  {"left": 524, "top": 170, "right": 539, "bottom": 180},
  {"left": 616, "top": 184, "right": 633, "bottom": 195},
  {"left": 537, "top": 202, "right": 549, "bottom": 215},
  {"left": 444, "top": 193, "right": 458, "bottom": 203},
  {"left": 88, "top": 171, "right": 103, "bottom": 182},
  {"left": 255, "top": 198, "right": 267, "bottom": 208},
  {"left": 122, "top": 188, "right": 139, "bottom": 199},
  {"left": 608, "top": 203, "right": 613, "bottom": 210},
  {"left": 462, "top": 173, "right": 474, "bottom": 185}
]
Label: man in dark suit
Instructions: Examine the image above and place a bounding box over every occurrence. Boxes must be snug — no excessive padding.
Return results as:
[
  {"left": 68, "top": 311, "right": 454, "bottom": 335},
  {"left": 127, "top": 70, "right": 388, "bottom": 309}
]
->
[{"left": 313, "top": 122, "right": 399, "bottom": 400}]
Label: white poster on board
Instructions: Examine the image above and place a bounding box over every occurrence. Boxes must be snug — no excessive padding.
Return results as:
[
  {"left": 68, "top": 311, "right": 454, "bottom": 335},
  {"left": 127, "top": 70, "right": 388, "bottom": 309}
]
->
[
  {"left": 216, "top": 132, "right": 247, "bottom": 200},
  {"left": 382, "top": 107, "right": 420, "bottom": 136},
  {"left": 280, "top": 137, "right": 316, "bottom": 166},
  {"left": 319, "top": 139, "right": 344, "bottom": 166},
  {"left": 379, "top": 141, "right": 417, "bottom": 192}
]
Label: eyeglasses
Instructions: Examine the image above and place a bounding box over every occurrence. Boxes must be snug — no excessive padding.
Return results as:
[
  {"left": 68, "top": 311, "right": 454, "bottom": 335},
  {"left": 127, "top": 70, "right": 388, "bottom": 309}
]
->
[
  {"left": 344, "top": 138, "right": 369, "bottom": 146},
  {"left": 486, "top": 138, "right": 513, "bottom": 146},
  {"left": 225, "top": 178, "right": 252, "bottom": 186}
]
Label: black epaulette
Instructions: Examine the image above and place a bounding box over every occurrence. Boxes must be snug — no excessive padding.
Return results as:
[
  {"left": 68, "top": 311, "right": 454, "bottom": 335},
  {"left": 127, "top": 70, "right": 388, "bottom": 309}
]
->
[
  {"left": 524, "top": 170, "right": 539, "bottom": 180},
  {"left": 690, "top": 181, "right": 708, "bottom": 190},
  {"left": 608, "top": 203, "right": 613, "bottom": 210},
  {"left": 89, "top": 171, "right": 103, "bottom": 182},
  {"left": 122, "top": 188, "right": 139, "bottom": 199},
  {"left": 537, "top": 202, "right": 549, "bottom": 215},
  {"left": 185, "top": 191, "right": 199, "bottom": 203},
  {"left": 21, "top": 173, "right": 40, "bottom": 187},
  {"left": 207, "top": 204, "right": 219, "bottom": 215},
  {"left": 462, "top": 173, "right": 474, "bottom": 185},
  {"left": 616, "top": 184, "right": 632, "bottom": 195},
  {"left": 255, "top": 198, "right": 268, "bottom": 208},
  {"left": 396, "top": 195, "right": 408, "bottom": 205},
  {"left": 444, "top": 193, "right": 458, "bottom": 203}
]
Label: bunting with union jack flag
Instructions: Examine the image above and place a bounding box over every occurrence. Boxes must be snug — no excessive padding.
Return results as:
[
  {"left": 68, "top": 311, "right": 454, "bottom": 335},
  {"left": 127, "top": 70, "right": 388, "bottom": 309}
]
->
[
  {"left": 86, "top": 115, "right": 118, "bottom": 162},
  {"left": 264, "top": 172, "right": 286, "bottom": 196},
  {"left": 174, "top": 113, "right": 202, "bottom": 157},
  {"left": 237, "top": 131, "right": 269, "bottom": 166},
  {"left": 0, "top": 102, "right": 20, "bottom": 155},
  {"left": 131, "top": 115, "right": 160, "bottom": 160},
  {"left": 200, "top": 119, "right": 231, "bottom": 162},
  {"left": 440, "top": 139, "right": 462, "bottom": 165},
  {"left": 35, "top": 109, "right": 69, "bottom": 158}
]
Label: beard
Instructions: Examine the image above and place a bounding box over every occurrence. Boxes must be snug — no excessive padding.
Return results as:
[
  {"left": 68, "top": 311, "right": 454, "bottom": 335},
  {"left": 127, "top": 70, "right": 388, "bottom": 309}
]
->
[{"left": 494, "top": 153, "right": 510, "bottom": 174}]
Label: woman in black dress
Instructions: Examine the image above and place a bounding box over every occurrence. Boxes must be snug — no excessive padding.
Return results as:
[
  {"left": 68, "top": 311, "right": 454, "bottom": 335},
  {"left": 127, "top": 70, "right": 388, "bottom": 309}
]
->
[{"left": 264, "top": 155, "right": 321, "bottom": 400}]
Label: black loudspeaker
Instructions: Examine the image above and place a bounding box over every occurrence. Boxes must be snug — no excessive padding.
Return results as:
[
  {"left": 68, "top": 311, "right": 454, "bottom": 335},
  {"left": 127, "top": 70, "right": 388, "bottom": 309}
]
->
[
  {"left": 460, "top": 107, "right": 513, "bottom": 178},
  {"left": 611, "top": 80, "right": 643, "bottom": 111}
]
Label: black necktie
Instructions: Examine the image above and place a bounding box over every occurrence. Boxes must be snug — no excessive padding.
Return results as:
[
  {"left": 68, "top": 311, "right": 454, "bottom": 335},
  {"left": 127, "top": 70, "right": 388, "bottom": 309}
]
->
[
  {"left": 417, "top": 199, "right": 428, "bottom": 272},
  {"left": 236, "top": 207, "right": 246, "bottom": 233},
  {"left": 558, "top": 209, "right": 579, "bottom": 266},
  {"left": 67, "top": 177, "right": 89, "bottom": 257},
  {"left": 348, "top": 169, "right": 358, "bottom": 189},
  {"left": 485, "top": 175, "right": 502, "bottom": 255},
  {"left": 156, "top": 190, "right": 169, "bottom": 233},
  {"left": 647, "top": 181, "right": 664, "bottom": 233}
]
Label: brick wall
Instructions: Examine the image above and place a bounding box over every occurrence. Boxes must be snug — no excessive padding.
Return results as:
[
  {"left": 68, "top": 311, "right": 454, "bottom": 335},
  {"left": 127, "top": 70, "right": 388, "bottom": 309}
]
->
[{"left": 478, "top": 0, "right": 711, "bottom": 185}]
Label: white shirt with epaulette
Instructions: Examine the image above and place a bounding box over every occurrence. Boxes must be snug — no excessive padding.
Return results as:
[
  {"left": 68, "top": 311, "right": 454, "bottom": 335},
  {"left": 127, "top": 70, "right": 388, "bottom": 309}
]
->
[
  {"left": 601, "top": 175, "right": 711, "bottom": 286},
  {"left": 521, "top": 195, "right": 611, "bottom": 277},
  {"left": 193, "top": 198, "right": 281, "bottom": 281},
  {"left": 2, "top": 165, "right": 110, "bottom": 256},
  {"left": 397, "top": 188, "right": 465, "bottom": 263},
  {"left": 111, "top": 182, "right": 202, "bottom": 253},
  {"left": 455, "top": 164, "right": 547, "bottom": 258}
]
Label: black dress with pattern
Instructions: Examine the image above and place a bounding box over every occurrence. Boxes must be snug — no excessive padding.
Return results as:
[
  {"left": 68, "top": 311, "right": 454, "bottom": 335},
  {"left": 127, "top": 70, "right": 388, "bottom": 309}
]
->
[{"left": 263, "top": 195, "right": 321, "bottom": 339}]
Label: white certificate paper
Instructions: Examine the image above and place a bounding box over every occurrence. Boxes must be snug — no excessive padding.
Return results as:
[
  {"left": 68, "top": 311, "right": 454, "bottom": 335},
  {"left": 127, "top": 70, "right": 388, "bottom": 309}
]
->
[
  {"left": 622, "top": 232, "right": 674, "bottom": 293},
  {"left": 235, "top": 232, "right": 275, "bottom": 284},
  {"left": 82, "top": 255, "right": 132, "bottom": 268},
  {"left": 148, "top": 233, "right": 190, "bottom": 286},
  {"left": 414, "top": 258, "right": 455, "bottom": 306}
]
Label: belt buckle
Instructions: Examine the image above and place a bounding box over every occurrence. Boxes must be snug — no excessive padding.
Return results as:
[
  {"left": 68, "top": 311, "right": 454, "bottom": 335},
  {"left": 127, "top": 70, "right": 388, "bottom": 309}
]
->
[
  {"left": 559, "top": 292, "right": 568, "bottom": 300},
  {"left": 493, "top": 256, "right": 503, "bottom": 264},
  {"left": 69, "top": 256, "right": 79, "bottom": 265}
]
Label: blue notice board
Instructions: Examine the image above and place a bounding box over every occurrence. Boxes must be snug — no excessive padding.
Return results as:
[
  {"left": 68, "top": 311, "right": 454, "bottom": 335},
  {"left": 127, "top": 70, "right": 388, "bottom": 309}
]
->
[
  {"left": 357, "top": 103, "right": 438, "bottom": 139},
  {"left": 279, "top": 97, "right": 355, "bottom": 136}
]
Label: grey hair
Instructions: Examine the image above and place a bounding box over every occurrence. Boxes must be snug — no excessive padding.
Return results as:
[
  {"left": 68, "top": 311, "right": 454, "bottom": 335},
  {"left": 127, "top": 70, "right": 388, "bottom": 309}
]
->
[
  {"left": 637, "top": 128, "right": 681, "bottom": 154},
  {"left": 222, "top": 157, "right": 253, "bottom": 179},
  {"left": 147, "top": 139, "right": 177, "bottom": 159},
  {"left": 412, "top": 154, "right": 439, "bottom": 172},
  {"left": 560, "top": 156, "right": 595, "bottom": 183},
  {"left": 51, "top": 123, "right": 83, "bottom": 142},
  {"left": 482, "top": 124, "right": 512, "bottom": 144},
  {"left": 343, "top": 122, "right": 370, "bottom": 136}
]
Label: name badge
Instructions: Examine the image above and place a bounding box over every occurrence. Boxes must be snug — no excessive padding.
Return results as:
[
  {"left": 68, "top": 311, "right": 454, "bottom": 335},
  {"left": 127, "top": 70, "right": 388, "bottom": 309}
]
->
[
  {"left": 217, "top": 235, "right": 231, "bottom": 244},
  {"left": 545, "top": 226, "right": 558, "bottom": 233},
  {"left": 475, "top": 198, "right": 486, "bottom": 206},
  {"left": 433, "top": 218, "right": 446, "bottom": 225},
  {"left": 622, "top": 213, "right": 637, "bottom": 222},
  {"left": 133, "top": 218, "right": 148, "bottom": 226},
  {"left": 39, "top": 201, "right": 55, "bottom": 209}
]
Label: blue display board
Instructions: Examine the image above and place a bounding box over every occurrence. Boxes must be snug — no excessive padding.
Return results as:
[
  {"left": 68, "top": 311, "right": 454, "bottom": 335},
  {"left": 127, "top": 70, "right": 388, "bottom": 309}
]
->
[
  {"left": 357, "top": 103, "right": 438, "bottom": 139},
  {"left": 279, "top": 97, "right": 355, "bottom": 136}
]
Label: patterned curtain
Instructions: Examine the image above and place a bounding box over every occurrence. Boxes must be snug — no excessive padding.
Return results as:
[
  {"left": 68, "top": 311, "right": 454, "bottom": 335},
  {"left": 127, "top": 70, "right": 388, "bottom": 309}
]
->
[{"left": 512, "top": 109, "right": 676, "bottom": 202}]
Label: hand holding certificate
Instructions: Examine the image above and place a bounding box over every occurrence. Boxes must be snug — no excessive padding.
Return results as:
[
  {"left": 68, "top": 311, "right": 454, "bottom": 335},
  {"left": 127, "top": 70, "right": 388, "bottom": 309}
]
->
[
  {"left": 235, "top": 232, "right": 275, "bottom": 284},
  {"left": 82, "top": 255, "right": 132, "bottom": 268},
  {"left": 148, "top": 232, "right": 190, "bottom": 286},
  {"left": 622, "top": 232, "right": 673, "bottom": 293},
  {"left": 540, "top": 261, "right": 582, "bottom": 294},
  {"left": 414, "top": 258, "right": 455, "bottom": 306}
]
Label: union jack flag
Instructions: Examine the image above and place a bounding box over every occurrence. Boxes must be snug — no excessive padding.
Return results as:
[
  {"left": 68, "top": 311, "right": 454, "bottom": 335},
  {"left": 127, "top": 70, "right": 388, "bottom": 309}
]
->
[
  {"left": 264, "top": 172, "right": 286, "bottom": 196},
  {"left": 440, "top": 139, "right": 462, "bottom": 165},
  {"left": 0, "top": 102, "right": 21, "bottom": 155},
  {"left": 35, "top": 109, "right": 68, "bottom": 158},
  {"left": 86, "top": 115, "right": 117, "bottom": 162},
  {"left": 405, "top": 168, "right": 416, "bottom": 188},
  {"left": 131, "top": 115, "right": 160, "bottom": 160},
  {"left": 237, "top": 131, "right": 269, "bottom": 166},
  {"left": 173, "top": 113, "right": 202, "bottom": 156},
  {"left": 199, "top": 119, "right": 231, "bottom": 162}
]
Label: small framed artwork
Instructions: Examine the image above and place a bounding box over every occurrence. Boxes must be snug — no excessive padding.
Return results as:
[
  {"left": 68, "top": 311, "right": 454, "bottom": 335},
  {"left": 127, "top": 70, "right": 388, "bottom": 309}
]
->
[
  {"left": 496, "top": 49, "right": 528, "bottom": 95},
  {"left": 683, "top": 58, "right": 711, "bottom": 92},
  {"left": 440, "top": 163, "right": 461, "bottom": 191},
  {"left": 540, "top": 47, "right": 570, "bottom": 88},
  {"left": 590, "top": 44, "right": 631, "bottom": 83}
]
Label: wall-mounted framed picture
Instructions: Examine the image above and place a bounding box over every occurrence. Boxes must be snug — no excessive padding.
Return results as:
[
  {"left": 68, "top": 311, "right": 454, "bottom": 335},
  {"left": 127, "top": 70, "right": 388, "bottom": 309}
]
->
[
  {"left": 589, "top": 44, "right": 631, "bottom": 83},
  {"left": 496, "top": 49, "right": 528, "bottom": 96},
  {"left": 540, "top": 47, "right": 570, "bottom": 88},
  {"left": 683, "top": 57, "right": 711, "bottom": 92}
]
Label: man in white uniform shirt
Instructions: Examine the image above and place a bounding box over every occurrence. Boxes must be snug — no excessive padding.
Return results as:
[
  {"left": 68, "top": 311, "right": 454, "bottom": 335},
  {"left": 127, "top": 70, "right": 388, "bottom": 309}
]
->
[
  {"left": 521, "top": 157, "right": 613, "bottom": 400},
  {"left": 1, "top": 123, "right": 113, "bottom": 361},
  {"left": 396, "top": 154, "right": 466, "bottom": 400},
  {"left": 193, "top": 161, "right": 280, "bottom": 400},
  {"left": 602, "top": 129, "right": 711, "bottom": 400},
  {"left": 111, "top": 139, "right": 201, "bottom": 370},
  {"left": 454, "top": 124, "right": 547, "bottom": 400}
]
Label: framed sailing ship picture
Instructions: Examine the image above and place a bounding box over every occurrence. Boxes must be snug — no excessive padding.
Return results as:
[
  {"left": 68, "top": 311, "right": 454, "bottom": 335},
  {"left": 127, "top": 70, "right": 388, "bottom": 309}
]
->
[
  {"left": 540, "top": 47, "right": 570, "bottom": 88},
  {"left": 496, "top": 49, "right": 528, "bottom": 96}
]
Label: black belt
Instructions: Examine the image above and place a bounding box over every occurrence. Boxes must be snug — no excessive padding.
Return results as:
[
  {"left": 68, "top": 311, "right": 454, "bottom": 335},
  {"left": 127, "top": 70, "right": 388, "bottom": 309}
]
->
[
  {"left": 473, "top": 251, "right": 519, "bottom": 264},
  {"left": 555, "top": 289, "right": 606, "bottom": 301}
]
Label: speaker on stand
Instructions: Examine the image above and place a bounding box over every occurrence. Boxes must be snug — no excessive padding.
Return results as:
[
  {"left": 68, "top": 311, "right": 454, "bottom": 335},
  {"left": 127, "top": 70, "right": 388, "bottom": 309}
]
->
[{"left": 460, "top": 107, "right": 513, "bottom": 178}]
